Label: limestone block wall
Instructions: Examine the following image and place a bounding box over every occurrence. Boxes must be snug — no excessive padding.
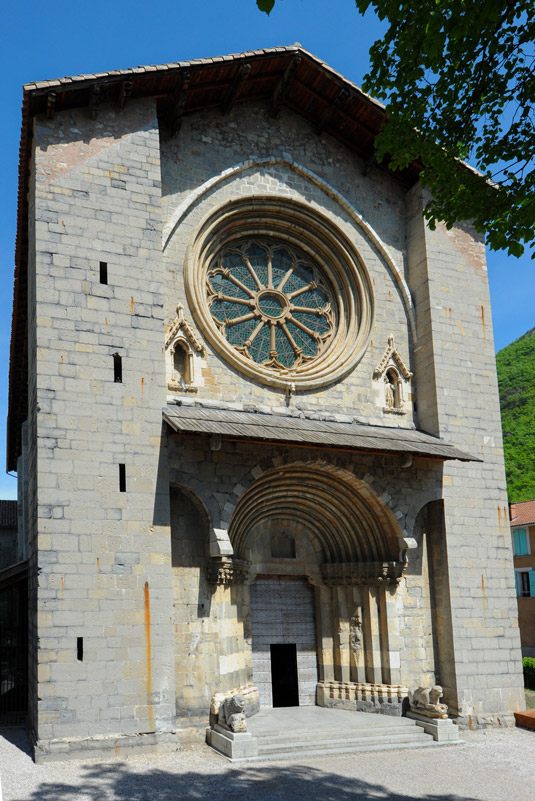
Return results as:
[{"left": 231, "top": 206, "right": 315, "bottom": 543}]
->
[
  {"left": 170, "top": 486, "right": 250, "bottom": 730},
  {"left": 406, "top": 186, "right": 525, "bottom": 722},
  {"left": 160, "top": 104, "right": 416, "bottom": 424},
  {"left": 27, "top": 100, "right": 175, "bottom": 759}
]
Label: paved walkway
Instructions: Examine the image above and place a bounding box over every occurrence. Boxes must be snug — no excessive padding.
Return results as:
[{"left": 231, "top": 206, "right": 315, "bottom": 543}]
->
[{"left": 0, "top": 723, "right": 533, "bottom": 801}]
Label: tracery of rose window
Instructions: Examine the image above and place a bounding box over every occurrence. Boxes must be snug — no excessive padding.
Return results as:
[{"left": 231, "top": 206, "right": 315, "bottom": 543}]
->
[{"left": 206, "top": 240, "right": 335, "bottom": 372}]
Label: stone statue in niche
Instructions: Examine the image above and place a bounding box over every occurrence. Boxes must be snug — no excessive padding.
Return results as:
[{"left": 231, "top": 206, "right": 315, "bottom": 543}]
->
[
  {"left": 350, "top": 613, "right": 362, "bottom": 652},
  {"left": 373, "top": 335, "right": 413, "bottom": 414},
  {"left": 409, "top": 685, "right": 448, "bottom": 719},
  {"left": 218, "top": 693, "right": 247, "bottom": 732},
  {"left": 384, "top": 375, "right": 395, "bottom": 409},
  {"left": 165, "top": 304, "right": 205, "bottom": 392}
]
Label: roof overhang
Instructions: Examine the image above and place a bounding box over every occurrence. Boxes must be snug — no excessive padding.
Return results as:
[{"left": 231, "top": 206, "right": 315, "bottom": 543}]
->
[
  {"left": 0, "top": 560, "right": 28, "bottom": 592},
  {"left": 164, "top": 404, "right": 479, "bottom": 462}
]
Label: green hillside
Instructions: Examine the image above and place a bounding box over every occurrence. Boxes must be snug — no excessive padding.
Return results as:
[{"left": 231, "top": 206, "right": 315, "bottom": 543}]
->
[{"left": 496, "top": 327, "right": 535, "bottom": 502}]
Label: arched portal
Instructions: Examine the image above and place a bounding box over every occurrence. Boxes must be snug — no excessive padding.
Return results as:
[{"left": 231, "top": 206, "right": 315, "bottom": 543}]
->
[
  {"left": 229, "top": 462, "right": 402, "bottom": 566},
  {"left": 212, "top": 462, "right": 410, "bottom": 714}
]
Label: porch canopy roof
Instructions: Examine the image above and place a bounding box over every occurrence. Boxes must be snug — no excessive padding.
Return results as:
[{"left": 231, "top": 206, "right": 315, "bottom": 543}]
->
[{"left": 164, "top": 403, "right": 479, "bottom": 462}]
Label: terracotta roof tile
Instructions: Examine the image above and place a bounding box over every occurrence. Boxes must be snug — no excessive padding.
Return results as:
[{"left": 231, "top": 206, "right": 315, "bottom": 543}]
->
[{"left": 510, "top": 500, "right": 535, "bottom": 527}]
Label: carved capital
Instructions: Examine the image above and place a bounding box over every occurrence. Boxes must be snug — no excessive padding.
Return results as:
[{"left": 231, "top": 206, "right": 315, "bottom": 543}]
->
[
  {"left": 206, "top": 556, "right": 250, "bottom": 585},
  {"left": 320, "top": 561, "right": 406, "bottom": 586}
]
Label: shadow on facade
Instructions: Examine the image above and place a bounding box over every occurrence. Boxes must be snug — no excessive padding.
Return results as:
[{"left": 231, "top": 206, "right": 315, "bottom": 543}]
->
[{"left": 18, "top": 760, "right": 480, "bottom": 801}]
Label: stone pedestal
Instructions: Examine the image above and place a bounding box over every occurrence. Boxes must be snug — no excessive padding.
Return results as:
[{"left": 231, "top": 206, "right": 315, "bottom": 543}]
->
[
  {"left": 206, "top": 725, "right": 259, "bottom": 760},
  {"left": 406, "top": 711, "right": 459, "bottom": 742}
]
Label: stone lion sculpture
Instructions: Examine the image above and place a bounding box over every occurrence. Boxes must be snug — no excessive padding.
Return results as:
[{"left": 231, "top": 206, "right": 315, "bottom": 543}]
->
[
  {"left": 218, "top": 693, "right": 247, "bottom": 732},
  {"left": 409, "top": 685, "right": 448, "bottom": 719}
]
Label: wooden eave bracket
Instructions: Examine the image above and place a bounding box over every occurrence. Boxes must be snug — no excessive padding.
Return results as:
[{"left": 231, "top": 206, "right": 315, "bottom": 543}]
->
[
  {"left": 46, "top": 92, "right": 56, "bottom": 120},
  {"left": 118, "top": 80, "right": 133, "bottom": 108},
  {"left": 221, "top": 63, "right": 251, "bottom": 114},
  {"left": 163, "top": 71, "right": 191, "bottom": 137},
  {"left": 315, "top": 86, "right": 350, "bottom": 135},
  {"left": 270, "top": 54, "right": 302, "bottom": 118},
  {"left": 89, "top": 85, "right": 100, "bottom": 120}
]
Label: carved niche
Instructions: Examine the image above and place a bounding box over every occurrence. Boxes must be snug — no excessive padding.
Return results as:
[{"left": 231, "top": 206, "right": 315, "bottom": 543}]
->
[
  {"left": 373, "top": 335, "right": 413, "bottom": 414},
  {"left": 165, "top": 304, "right": 206, "bottom": 392}
]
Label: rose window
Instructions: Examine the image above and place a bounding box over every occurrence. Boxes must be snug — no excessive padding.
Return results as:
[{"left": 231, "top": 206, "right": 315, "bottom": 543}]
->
[{"left": 206, "top": 240, "right": 336, "bottom": 372}]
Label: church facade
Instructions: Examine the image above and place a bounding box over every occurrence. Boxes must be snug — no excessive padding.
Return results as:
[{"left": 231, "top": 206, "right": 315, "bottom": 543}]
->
[{"left": 8, "top": 46, "right": 524, "bottom": 761}]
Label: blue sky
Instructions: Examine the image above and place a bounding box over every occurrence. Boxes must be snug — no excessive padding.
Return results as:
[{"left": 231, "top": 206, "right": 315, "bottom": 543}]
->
[{"left": 0, "top": 0, "right": 531, "bottom": 498}]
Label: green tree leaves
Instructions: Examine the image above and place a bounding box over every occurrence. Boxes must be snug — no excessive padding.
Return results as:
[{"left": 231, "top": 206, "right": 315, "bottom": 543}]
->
[
  {"left": 257, "top": 0, "right": 275, "bottom": 14},
  {"left": 256, "top": 0, "right": 535, "bottom": 257},
  {"left": 355, "top": 0, "right": 535, "bottom": 257},
  {"left": 497, "top": 328, "right": 535, "bottom": 501}
]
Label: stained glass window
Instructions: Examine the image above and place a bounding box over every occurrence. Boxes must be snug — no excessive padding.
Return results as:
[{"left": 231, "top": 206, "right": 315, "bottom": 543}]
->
[{"left": 206, "top": 239, "right": 335, "bottom": 373}]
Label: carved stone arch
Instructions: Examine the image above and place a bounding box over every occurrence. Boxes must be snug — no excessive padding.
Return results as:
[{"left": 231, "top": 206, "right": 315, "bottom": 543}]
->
[
  {"left": 169, "top": 477, "right": 219, "bottom": 533},
  {"left": 228, "top": 461, "right": 403, "bottom": 565},
  {"left": 169, "top": 483, "right": 212, "bottom": 566}
]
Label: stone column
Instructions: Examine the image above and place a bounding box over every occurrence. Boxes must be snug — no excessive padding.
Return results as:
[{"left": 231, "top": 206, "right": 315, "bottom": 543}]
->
[
  {"left": 316, "top": 585, "right": 335, "bottom": 682},
  {"left": 378, "top": 586, "right": 402, "bottom": 686},
  {"left": 363, "top": 586, "right": 383, "bottom": 684}
]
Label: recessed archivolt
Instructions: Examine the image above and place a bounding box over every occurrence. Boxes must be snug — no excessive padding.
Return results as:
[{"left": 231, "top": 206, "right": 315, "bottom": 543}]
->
[
  {"left": 169, "top": 479, "right": 217, "bottom": 530},
  {"left": 229, "top": 461, "right": 403, "bottom": 564},
  {"left": 162, "top": 156, "right": 416, "bottom": 340}
]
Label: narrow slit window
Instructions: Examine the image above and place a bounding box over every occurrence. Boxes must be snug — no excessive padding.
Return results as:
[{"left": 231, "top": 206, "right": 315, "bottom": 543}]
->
[
  {"left": 77, "top": 637, "right": 84, "bottom": 662},
  {"left": 119, "top": 463, "right": 126, "bottom": 492},
  {"left": 99, "top": 261, "right": 108, "bottom": 284},
  {"left": 113, "top": 353, "right": 122, "bottom": 383}
]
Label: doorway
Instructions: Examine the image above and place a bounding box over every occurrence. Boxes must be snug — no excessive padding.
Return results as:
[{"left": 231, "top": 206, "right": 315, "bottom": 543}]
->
[
  {"left": 270, "top": 643, "right": 299, "bottom": 707},
  {"left": 251, "top": 576, "right": 317, "bottom": 707}
]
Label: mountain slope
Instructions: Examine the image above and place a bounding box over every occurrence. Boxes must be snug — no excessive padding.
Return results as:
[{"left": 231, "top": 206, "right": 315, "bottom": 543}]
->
[{"left": 496, "top": 327, "right": 535, "bottom": 502}]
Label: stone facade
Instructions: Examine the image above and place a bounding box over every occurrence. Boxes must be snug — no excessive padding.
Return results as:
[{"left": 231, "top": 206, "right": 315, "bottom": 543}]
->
[{"left": 9, "top": 47, "right": 524, "bottom": 760}]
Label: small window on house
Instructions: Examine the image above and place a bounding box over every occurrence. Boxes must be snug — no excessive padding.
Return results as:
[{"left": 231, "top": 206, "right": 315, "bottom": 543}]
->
[
  {"left": 99, "top": 261, "right": 108, "bottom": 285},
  {"left": 516, "top": 570, "right": 535, "bottom": 598},
  {"left": 513, "top": 528, "right": 529, "bottom": 556}
]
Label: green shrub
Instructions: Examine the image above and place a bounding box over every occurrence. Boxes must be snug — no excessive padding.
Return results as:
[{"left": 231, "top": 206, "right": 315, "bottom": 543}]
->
[{"left": 523, "top": 657, "right": 535, "bottom": 690}]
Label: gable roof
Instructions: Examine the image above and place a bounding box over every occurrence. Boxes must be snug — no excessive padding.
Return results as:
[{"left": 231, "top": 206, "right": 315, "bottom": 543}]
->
[
  {"left": 510, "top": 500, "right": 535, "bottom": 527},
  {"left": 8, "top": 45, "right": 423, "bottom": 471}
]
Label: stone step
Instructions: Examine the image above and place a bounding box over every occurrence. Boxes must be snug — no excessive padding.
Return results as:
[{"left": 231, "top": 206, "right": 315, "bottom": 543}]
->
[
  {"left": 235, "top": 738, "right": 438, "bottom": 763},
  {"left": 254, "top": 722, "right": 418, "bottom": 744},
  {"left": 256, "top": 730, "right": 432, "bottom": 755}
]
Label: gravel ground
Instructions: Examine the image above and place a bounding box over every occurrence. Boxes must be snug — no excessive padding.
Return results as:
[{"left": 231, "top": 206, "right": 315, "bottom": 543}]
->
[{"left": 0, "top": 725, "right": 533, "bottom": 801}]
